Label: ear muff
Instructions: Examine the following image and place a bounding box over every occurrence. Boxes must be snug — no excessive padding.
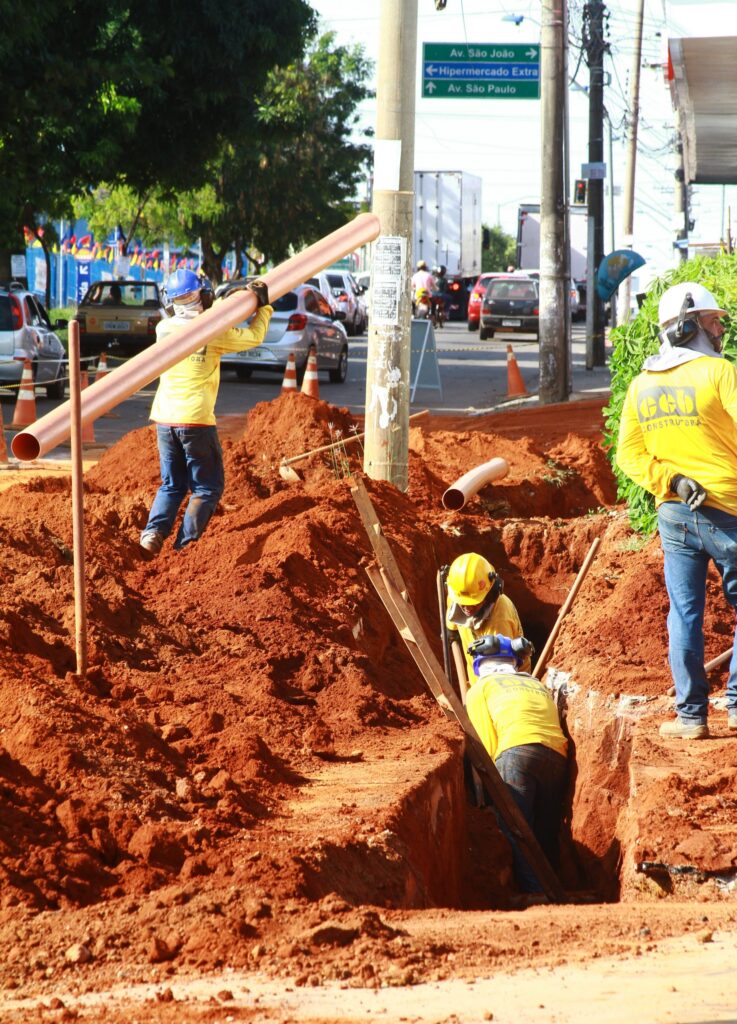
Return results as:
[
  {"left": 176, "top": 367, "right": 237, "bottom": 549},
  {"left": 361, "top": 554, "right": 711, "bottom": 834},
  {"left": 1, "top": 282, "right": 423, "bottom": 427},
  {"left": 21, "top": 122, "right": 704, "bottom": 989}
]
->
[
  {"left": 488, "top": 571, "right": 504, "bottom": 603},
  {"left": 665, "top": 292, "right": 699, "bottom": 347}
]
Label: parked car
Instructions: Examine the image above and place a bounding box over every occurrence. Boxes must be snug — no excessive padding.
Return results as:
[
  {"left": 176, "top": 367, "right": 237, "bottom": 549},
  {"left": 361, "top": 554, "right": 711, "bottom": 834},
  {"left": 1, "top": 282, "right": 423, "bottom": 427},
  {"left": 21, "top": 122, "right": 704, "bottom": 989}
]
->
[
  {"left": 480, "top": 276, "right": 539, "bottom": 341},
  {"left": 73, "top": 279, "right": 168, "bottom": 358},
  {"left": 0, "top": 283, "right": 67, "bottom": 399},
  {"left": 219, "top": 283, "right": 349, "bottom": 383},
  {"left": 307, "top": 270, "right": 367, "bottom": 336},
  {"left": 467, "top": 272, "right": 510, "bottom": 331}
]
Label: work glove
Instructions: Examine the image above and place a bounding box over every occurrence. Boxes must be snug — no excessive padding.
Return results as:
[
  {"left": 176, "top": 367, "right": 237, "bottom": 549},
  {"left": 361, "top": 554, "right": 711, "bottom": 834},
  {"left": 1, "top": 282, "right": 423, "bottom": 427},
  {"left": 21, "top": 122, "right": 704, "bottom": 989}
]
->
[
  {"left": 467, "top": 635, "right": 533, "bottom": 660},
  {"left": 670, "top": 473, "right": 707, "bottom": 510},
  {"left": 247, "top": 279, "right": 269, "bottom": 308}
]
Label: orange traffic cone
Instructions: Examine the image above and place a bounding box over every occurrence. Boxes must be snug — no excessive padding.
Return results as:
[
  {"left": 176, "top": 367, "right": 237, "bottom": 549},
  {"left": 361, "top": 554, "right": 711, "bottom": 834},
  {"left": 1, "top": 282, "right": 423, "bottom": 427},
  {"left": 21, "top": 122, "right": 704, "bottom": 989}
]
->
[
  {"left": 506, "top": 344, "right": 528, "bottom": 398},
  {"left": 300, "top": 346, "right": 320, "bottom": 400},
  {"left": 94, "top": 352, "right": 110, "bottom": 384},
  {"left": 281, "top": 352, "right": 298, "bottom": 394},
  {"left": 80, "top": 371, "right": 96, "bottom": 444},
  {"left": 0, "top": 402, "right": 8, "bottom": 464},
  {"left": 12, "top": 359, "right": 37, "bottom": 427}
]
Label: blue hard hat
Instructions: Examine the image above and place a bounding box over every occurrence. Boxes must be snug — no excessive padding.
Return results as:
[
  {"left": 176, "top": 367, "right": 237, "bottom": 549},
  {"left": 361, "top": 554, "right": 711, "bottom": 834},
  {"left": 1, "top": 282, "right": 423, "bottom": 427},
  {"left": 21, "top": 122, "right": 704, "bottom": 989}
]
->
[
  {"left": 472, "top": 634, "right": 521, "bottom": 677},
  {"left": 166, "top": 268, "right": 202, "bottom": 301}
]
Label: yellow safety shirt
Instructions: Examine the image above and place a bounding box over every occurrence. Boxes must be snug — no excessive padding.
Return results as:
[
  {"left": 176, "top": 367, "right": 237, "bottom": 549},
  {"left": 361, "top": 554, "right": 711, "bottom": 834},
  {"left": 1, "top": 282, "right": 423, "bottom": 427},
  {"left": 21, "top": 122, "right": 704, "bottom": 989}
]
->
[
  {"left": 151, "top": 306, "right": 272, "bottom": 426},
  {"left": 617, "top": 355, "right": 737, "bottom": 515},
  {"left": 446, "top": 593, "right": 531, "bottom": 677},
  {"left": 465, "top": 671, "right": 568, "bottom": 761}
]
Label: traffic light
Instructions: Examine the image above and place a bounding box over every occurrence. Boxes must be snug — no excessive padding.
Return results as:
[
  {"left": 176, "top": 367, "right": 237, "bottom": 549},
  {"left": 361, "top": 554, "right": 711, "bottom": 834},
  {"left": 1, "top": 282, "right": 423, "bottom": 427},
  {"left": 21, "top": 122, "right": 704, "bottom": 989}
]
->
[{"left": 573, "top": 179, "right": 587, "bottom": 205}]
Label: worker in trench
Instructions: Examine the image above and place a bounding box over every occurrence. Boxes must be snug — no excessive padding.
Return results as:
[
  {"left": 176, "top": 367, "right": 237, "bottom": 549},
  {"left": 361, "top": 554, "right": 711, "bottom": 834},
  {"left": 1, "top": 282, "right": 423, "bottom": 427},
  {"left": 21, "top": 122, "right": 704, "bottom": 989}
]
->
[
  {"left": 617, "top": 281, "right": 737, "bottom": 740},
  {"left": 445, "top": 552, "right": 532, "bottom": 679},
  {"left": 465, "top": 633, "right": 569, "bottom": 898},
  {"left": 139, "top": 269, "right": 272, "bottom": 556}
]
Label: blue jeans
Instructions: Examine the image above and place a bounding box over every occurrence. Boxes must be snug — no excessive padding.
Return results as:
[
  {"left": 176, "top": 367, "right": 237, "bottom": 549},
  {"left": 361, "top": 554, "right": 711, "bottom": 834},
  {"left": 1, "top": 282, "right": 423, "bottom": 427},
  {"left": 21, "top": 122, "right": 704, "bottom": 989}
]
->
[
  {"left": 495, "top": 743, "right": 568, "bottom": 893},
  {"left": 658, "top": 501, "right": 737, "bottom": 724},
  {"left": 143, "top": 425, "right": 225, "bottom": 550}
]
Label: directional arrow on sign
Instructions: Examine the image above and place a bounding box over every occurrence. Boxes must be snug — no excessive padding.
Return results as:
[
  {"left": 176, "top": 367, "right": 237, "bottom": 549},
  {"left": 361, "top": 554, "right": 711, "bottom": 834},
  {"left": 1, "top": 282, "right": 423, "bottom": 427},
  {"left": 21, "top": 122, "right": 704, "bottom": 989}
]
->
[
  {"left": 427, "top": 64, "right": 437, "bottom": 76},
  {"left": 526, "top": 47, "right": 538, "bottom": 59},
  {"left": 426, "top": 81, "right": 436, "bottom": 93}
]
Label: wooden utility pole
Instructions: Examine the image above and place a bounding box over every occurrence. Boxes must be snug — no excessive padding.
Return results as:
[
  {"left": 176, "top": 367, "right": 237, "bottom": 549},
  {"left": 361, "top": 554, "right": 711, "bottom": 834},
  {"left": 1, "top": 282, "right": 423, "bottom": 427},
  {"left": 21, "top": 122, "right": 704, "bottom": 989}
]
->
[
  {"left": 584, "top": 1, "right": 607, "bottom": 369},
  {"left": 363, "top": 0, "right": 418, "bottom": 490},
  {"left": 539, "top": 0, "right": 569, "bottom": 404},
  {"left": 618, "top": 0, "right": 644, "bottom": 325}
]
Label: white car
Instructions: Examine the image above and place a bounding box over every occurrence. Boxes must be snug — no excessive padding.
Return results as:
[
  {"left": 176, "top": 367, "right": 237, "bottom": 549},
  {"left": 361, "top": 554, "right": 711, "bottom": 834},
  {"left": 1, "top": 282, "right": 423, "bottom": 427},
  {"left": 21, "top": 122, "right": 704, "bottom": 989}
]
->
[
  {"left": 0, "top": 283, "right": 67, "bottom": 399},
  {"left": 307, "top": 270, "right": 367, "bottom": 336},
  {"left": 220, "top": 284, "right": 349, "bottom": 383}
]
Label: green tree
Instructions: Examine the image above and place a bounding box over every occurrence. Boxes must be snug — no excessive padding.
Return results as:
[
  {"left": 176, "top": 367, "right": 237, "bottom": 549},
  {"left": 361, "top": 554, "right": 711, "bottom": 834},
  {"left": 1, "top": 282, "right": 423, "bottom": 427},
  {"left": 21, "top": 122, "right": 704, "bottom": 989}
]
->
[
  {"left": 482, "top": 224, "right": 517, "bottom": 272},
  {"left": 73, "top": 31, "right": 373, "bottom": 283},
  {"left": 0, "top": 0, "right": 315, "bottom": 277},
  {"left": 190, "top": 31, "right": 373, "bottom": 281}
]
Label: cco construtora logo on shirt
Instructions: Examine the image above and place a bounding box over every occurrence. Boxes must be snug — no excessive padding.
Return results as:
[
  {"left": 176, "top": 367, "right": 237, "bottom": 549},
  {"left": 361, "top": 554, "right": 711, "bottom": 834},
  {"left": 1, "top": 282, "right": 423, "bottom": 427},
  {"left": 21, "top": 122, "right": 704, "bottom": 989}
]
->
[{"left": 636, "top": 385, "right": 698, "bottom": 425}]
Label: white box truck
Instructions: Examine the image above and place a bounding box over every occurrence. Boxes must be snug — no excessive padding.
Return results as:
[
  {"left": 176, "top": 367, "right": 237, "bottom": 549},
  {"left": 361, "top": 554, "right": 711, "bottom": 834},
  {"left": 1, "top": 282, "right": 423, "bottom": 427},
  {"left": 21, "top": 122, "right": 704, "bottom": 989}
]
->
[
  {"left": 516, "top": 203, "right": 589, "bottom": 280},
  {"left": 414, "top": 171, "right": 482, "bottom": 281}
]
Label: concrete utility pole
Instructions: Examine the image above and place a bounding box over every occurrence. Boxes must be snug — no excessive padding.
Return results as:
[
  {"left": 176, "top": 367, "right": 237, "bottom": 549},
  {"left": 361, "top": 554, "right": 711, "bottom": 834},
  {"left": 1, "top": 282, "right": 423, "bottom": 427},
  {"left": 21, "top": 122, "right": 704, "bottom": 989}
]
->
[
  {"left": 583, "top": 0, "right": 608, "bottom": 369},
  {"left": 363, "top": 0, "right": 418, "bottom": 490},
  {"left": 539, "top": 0, "right": 569, "bottom": 404},
  {"left": 673, "top": 111, "right": 689, "bottom": 261},
  {"left": 618, "top": 0, "right": 644, "bottom": 325}
]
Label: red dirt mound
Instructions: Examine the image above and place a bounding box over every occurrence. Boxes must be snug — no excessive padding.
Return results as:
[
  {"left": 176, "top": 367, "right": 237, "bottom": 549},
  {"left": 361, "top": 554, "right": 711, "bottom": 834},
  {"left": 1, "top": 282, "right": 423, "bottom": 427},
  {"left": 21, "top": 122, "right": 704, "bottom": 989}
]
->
[{"left": 1, "top": 392, "right": 736, "bottom": 1011}]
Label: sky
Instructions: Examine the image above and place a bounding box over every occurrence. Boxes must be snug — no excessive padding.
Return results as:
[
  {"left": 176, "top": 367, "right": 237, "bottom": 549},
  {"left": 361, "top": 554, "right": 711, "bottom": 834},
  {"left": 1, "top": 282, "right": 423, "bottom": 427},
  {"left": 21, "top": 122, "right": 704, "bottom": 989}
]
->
[{"left": 307, "top": 0, "right": 737, "bottom": 285}]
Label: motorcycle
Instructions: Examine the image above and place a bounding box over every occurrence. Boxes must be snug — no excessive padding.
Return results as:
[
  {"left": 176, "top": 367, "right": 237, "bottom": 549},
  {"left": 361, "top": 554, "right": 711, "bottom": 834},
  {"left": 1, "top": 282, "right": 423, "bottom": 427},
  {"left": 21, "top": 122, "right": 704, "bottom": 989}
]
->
[{"left": 415, "top": 288, "right": 445, "bottom": 328}]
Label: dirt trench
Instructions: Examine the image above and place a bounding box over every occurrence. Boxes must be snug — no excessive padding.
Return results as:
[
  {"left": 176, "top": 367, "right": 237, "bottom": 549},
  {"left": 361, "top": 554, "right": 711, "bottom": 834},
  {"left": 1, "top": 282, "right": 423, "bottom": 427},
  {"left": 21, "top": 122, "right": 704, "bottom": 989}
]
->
[{"left": 1, "top": 393, "right": 736, "bottom": 1020}]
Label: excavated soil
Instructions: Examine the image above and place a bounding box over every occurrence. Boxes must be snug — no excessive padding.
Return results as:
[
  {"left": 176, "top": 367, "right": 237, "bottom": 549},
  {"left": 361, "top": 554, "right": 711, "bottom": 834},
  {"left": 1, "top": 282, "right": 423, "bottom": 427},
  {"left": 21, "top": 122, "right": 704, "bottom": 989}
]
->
[{"left": 1, "top": 393, "right": 737, "bottom": 1022}]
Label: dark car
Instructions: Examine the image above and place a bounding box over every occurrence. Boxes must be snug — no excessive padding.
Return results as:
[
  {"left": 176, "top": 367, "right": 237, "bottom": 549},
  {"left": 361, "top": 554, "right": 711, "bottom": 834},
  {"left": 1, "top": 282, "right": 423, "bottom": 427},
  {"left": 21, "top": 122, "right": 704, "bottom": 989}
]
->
[
  {"left": 480, "top": 276, "right": 539, "bottom": 341},
  {"left": 74, "top": 279, "right": 167, "bottom": 358}
]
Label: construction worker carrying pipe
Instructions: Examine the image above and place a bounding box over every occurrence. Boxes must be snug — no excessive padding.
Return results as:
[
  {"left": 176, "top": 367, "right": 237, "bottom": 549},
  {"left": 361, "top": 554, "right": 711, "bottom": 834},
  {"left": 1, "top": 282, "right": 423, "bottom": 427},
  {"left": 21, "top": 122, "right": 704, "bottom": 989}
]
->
[
  {"left": 465, "top": 633, "right": 568, "bottom": 898},
  {"left": 617, "top": 281, "right": 737, "bottom": 740},
  {"left": 445, "top": 552, "right": 532, "bottom": 680},
  {"left": 140, "top": 269, "right": 272, "bottom": 556}
]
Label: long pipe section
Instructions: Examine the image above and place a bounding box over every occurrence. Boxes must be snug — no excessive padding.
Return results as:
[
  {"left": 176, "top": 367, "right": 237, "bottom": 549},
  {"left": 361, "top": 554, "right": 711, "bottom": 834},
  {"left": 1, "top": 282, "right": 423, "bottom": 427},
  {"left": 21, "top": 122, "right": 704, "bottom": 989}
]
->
[
  {"left": 68, "top": 321, "right": 88, "bottom": 676},
  {"left": 442, "top": 457, "right": 510, "bottom": 511},
  {"left": 13, "top": 213, "right": 381, "bottom": 462}
]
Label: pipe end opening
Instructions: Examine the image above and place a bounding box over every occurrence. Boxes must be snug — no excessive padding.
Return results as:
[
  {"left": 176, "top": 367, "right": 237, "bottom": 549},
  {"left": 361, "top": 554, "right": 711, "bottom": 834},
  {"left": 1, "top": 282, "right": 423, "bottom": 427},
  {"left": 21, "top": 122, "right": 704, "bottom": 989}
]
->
[{"left": 11, "top": 433, "right": 41, "bottom": 462}]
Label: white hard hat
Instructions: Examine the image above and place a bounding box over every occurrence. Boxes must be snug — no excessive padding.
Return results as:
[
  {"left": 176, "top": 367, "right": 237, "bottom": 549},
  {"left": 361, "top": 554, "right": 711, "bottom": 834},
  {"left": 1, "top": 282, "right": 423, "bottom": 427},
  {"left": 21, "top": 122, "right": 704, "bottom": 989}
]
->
[{"left": 658, "top": 281, "right": 726, "bottom": 328}]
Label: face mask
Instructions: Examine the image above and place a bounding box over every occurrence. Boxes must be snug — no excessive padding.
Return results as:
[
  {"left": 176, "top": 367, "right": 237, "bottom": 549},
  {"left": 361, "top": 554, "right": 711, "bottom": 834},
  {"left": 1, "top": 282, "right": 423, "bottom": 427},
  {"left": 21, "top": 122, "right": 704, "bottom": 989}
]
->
[{"left": 173, "top": 294, "right": 204, "bottom": 319}]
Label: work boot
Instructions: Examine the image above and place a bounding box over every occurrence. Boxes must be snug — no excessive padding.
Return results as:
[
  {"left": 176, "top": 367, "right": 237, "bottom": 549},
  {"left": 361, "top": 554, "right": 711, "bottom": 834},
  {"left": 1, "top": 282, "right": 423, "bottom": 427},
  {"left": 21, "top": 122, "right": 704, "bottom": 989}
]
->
[
  {"left": 140, "top": 531, "right": 164, "bottom": 556},
  {"left": 659, "top": 717, "right": 709, "bottom": 740},
  {"left": 728, "top": 711, "right": 737, "bottom": 732}
]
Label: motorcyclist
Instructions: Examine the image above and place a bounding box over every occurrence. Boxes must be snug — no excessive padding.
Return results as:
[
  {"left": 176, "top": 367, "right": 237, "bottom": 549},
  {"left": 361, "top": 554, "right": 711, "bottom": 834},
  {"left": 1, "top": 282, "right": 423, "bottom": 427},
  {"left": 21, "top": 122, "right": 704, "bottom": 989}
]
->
[
  {"left": 411, "top": 260, "right": 435, "bottom": 310},
  {"left": 431, "top": 265, "right": 449, "bottom": 323}
]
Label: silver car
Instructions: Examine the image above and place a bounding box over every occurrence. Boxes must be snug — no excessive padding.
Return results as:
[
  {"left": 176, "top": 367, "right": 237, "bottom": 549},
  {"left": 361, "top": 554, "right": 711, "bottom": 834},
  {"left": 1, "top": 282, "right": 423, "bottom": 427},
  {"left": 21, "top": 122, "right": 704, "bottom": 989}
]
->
[
  {"left": 307, "top": 270, "right": 367, "bottom": 336},
  {"left": 0, "top": 284, "right": 67, "bottom": 399},
  {"left": 220, "top": 284, "right": 349, "bottom": 383}
]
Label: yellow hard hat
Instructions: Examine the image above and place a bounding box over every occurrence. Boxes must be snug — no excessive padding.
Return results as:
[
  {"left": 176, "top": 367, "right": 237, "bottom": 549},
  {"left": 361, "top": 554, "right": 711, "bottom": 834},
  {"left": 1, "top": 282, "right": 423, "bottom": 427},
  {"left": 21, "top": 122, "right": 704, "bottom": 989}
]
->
[{"left": 447, "top": 552, "right": 495, "bottom": 606}]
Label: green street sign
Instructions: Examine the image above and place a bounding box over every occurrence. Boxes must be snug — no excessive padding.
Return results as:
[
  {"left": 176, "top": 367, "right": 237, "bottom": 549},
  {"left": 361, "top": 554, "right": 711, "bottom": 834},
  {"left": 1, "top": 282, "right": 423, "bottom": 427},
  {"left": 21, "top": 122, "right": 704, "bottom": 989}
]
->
[
  {"left": 422, "top": 79, "right": 539, "bottom": 99},
  {"left": 422, "top": 42, "right": 540, "bottom": 100},
  {"left": 424, "top": 43, "right": 539, "bottom": 63}
]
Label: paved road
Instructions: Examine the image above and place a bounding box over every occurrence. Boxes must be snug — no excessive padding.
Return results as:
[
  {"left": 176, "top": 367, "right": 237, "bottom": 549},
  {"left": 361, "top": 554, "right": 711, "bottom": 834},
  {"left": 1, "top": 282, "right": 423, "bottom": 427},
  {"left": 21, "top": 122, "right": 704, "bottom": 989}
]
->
[{"left": 1, "top": 322, "right": 611, "bottom": 454}]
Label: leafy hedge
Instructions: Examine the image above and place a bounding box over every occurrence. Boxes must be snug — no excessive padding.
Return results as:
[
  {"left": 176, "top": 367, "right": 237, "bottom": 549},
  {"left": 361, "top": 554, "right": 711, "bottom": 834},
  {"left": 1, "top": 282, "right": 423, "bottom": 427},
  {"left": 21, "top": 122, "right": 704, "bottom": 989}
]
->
[{"left": 603, "top": 253, "right": 737, "bottom": 534}]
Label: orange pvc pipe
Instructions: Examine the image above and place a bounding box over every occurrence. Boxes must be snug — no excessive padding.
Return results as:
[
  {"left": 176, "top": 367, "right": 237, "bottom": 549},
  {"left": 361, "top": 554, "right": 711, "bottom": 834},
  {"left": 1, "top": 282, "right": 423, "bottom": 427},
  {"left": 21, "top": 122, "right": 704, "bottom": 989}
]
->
[
  {"left": 68, "top": 321, "right": 88, "bottom": 676},
  {"left": 441, "top": 457, "right": 510, "bottom": 511},
  {"left": 13, "top": 213, "right": 381, "bottom": 461}
]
